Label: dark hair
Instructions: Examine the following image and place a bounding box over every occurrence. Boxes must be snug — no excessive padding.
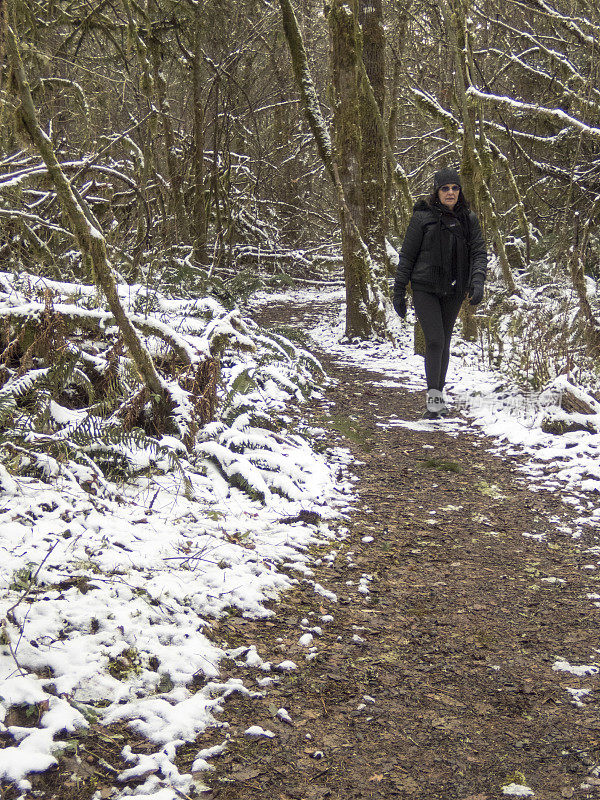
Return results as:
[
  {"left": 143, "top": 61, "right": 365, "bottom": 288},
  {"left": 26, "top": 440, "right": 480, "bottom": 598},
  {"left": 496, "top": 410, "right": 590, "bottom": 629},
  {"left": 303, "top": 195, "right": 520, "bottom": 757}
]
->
[{"left": 427, "top": 189, "right": 471, "bottom": 214}]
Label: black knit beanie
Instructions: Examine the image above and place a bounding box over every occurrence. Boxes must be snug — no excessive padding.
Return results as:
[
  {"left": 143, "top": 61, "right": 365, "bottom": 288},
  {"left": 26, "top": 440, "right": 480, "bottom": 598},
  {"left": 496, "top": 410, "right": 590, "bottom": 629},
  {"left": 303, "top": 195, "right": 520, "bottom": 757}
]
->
[{"left": 433, "top": 167, "right": 462, "bottom": 190}]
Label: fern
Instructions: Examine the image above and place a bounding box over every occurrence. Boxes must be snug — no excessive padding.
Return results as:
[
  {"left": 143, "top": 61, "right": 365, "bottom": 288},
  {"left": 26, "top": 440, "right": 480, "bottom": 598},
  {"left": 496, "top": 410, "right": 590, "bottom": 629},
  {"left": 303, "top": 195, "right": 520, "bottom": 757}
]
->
[
  {"left": 221, "top": 367, "right": 257, "bottom": 413},
  {"left": 0, "top": 393, "right": 17, "bottom": 429},
  {"left": 0, "top": 269, "right": 328, "bottom": 500}
]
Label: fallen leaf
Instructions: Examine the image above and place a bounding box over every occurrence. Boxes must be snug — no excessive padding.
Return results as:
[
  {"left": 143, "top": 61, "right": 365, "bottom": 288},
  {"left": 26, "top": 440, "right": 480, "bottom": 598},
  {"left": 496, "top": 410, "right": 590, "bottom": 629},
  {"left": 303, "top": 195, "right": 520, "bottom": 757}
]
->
[
  {"left": 369, "top": 774, "right": 384, "bottom": 782},
  {"left": 303, "top": 710, "right": 321, "bottom": 720},
  {"left": 232, "top": 768, "right": 261, "bottom": 781}
]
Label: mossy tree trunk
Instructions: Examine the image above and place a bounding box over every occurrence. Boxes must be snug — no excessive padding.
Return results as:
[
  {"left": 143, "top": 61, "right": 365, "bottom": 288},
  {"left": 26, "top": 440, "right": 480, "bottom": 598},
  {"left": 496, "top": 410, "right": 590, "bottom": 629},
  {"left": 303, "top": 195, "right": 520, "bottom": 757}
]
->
[
  {"left": 414, "top": 318, "right": 426, "bottom": 356},
  {"left": 386, "top": 56, "right": 401, "bottom": 245},
  {"left": 279, "top": 0, "right": 387, "bottom": 339},
  {"left": 192, "top": 11, "right": 208, "bottom": 266},
  {"left": 358, "top": 0, "right": 387, "bottom": 285},
  {"left": 460, "top": 303, "right": 479, "bottom": 341},
  {"left": 0, "top": 0, "right": 11, "bottom": 154},
  {"left": 441, "top": 0, "right": 519, "bottom": 297},
  {"left": 328, "top": 4, "right": 364, "bottom": 238},
  {"left": 0, "top": 0, "right": 6, "bottom": 72},
  {"left": 329, "top": 0, "right": 384, "bottom": 339}
]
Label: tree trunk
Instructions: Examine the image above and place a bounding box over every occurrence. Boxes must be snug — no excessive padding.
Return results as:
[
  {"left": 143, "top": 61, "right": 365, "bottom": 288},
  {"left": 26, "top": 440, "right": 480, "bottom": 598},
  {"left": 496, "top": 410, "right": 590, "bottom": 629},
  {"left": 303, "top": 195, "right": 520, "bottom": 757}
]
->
[
  {"left": 192, "top": 12, "right": 208, "bottom": 266},
  {"left": 359, "top": 0, "right": 386, "bottom": 279},
  {"left": 279, "top": 0, "right": 387, "bottom": 339},
  {"left": 0, "top": 0, "right": 9, "bottom": 150},
  {"left": 329, "top": 0, "right": 382, "bottom": 339},
  {"left": 460, "top": 302, "right": 478, "bottom": 341},
  {"left": 0, "top": 0, "right": 6, "bottom": 65},
  {"left": 123, "top": 0, "right": 159, "bottom": 257},
  {"left": 441, "top": 0, "right": 519, "bottom": 297},
  {"left": 148, "top": 15, "right": 190, "bottom": 245},
  {"left": 386, "top": 56, "right": 401, "bottom": 244},
  {"left": 6, "top": 22, "right": 169, "bottom": 407},
  {"left": 210, "top": 79, "right": 225, "bottom": 271},
  {"left": 570, "top": 206, "right": 600, "bottom": 355},
  {"left": 385, "top": 0, "right": 413, "bottom": 240}
]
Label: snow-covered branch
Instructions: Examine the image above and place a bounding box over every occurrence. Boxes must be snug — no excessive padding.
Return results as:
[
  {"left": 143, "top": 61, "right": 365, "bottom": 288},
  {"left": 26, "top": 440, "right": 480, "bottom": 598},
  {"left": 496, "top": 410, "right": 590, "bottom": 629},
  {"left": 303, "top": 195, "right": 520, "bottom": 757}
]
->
[{"left": 466, "top": 86, "right": 600, "bottom": 141}]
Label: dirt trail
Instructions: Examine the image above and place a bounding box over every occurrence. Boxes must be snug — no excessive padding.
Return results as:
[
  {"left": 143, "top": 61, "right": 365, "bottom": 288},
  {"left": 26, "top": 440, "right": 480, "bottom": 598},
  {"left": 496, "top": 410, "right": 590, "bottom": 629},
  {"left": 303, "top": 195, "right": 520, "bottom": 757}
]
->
[{"left": 197, "top": 298, "right": 600, "bottom": 800}]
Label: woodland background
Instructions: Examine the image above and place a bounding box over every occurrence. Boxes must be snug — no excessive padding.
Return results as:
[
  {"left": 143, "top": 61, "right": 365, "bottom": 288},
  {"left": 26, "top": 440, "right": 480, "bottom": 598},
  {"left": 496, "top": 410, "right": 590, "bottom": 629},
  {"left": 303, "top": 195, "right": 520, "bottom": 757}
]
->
[
  {"left": 3, "top": 6, "right": 600, "bottom": 791},
  {"left": 1, "top": 0, "right": 600, "bottom": 447}
]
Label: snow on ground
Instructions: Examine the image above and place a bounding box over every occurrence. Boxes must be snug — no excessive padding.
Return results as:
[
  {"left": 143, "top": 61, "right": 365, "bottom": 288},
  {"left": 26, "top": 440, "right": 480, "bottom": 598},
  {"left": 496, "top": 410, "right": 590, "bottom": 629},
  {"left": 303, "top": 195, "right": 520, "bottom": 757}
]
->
[
  {"left": 2, "top": 280, "right": 600, "bottom": 797},
  {"left": 0, "top": 276, "right": 357, "bottom": 797},
  {"left": 0, "top": 449, "right": 354, "bottom": 797}
]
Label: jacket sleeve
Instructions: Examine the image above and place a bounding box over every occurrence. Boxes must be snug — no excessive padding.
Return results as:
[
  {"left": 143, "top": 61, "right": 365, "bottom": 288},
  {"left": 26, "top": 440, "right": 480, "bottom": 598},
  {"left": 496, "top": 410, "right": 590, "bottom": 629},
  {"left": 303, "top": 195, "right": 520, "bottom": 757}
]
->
[
  {"left": 394, "top": 211, "right": 424, "bottom": 290},
  {"left": 469, "top": 212, "right": 488, "bottom": 285}
]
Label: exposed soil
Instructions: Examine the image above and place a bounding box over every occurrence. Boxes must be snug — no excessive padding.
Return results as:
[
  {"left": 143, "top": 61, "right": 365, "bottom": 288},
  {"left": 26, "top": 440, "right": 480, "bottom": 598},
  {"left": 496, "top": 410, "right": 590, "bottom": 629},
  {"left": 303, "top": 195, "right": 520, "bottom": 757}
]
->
[
  {"left": 9, "top": 297, "right": 600, "bottom": 800},
  {"left": 197, "top": 298, "right": 600, "bottom": 800}
]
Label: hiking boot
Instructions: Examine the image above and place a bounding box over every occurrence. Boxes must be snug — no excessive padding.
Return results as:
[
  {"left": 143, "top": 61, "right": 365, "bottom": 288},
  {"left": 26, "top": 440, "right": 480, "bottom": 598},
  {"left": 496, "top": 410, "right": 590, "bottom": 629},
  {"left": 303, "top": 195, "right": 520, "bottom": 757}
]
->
[{"left": 426, "top": 389, "right": 447, "bottom": 416}]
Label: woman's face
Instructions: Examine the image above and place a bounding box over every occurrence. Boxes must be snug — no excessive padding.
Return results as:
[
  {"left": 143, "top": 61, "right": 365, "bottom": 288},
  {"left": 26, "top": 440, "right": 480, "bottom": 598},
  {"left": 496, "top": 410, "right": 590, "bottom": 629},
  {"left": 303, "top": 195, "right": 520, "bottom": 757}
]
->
[{"left": 438, "top": 184, "right": 460, "bottom": 210}]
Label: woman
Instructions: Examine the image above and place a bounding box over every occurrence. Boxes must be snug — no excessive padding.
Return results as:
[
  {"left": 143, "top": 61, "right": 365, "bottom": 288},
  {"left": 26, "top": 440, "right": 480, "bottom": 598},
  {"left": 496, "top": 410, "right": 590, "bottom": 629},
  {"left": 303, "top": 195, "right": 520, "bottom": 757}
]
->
[{"left": 393, "top": 167, "right": 488, "bottom": 418}]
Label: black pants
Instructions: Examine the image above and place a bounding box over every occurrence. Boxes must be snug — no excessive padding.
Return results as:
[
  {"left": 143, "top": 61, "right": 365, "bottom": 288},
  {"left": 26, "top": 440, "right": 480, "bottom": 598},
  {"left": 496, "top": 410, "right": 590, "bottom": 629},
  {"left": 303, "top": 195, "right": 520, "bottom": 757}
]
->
[{"left": 412, "top": 290, "right": 464, "bottom": 391}]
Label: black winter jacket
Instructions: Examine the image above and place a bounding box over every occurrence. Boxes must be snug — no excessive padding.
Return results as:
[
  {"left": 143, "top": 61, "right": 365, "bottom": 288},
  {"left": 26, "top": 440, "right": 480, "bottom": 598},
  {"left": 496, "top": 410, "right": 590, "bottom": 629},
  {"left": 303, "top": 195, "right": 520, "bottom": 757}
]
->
[{"left": 394, "top": 200, "right": 488, "bottom": 297}]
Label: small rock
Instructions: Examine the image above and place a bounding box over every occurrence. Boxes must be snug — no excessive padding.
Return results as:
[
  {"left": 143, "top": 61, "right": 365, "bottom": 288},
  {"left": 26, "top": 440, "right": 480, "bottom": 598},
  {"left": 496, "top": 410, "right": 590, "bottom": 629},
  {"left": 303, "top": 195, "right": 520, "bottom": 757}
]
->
[
  {"left": 275, "top": 660, "right": 297, "bottom": 672},
  {"left": 244, "top": 726, "right": 275, "bottom": 738},
  {"left": 276, "top": 708, "right": 294, "bottom": 725}
]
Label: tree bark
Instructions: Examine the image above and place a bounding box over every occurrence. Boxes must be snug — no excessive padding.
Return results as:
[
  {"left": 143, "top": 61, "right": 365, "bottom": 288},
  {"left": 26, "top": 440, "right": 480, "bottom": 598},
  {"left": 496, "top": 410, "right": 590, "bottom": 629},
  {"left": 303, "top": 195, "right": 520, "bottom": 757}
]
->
[
  {"left": 329, "top": 0, "right": 384, "bottom": 339},
  {"left": 192, "top": 11, "right": 208, "bottom": 265},
  {"left": 358, "top": 0, "right": 386, "bottom": 279},
  {"left": 147, "top": 5, "right": 190, "bottom": 244},
  {"left": 385, "top": 0, "right": 413, "bottom": 239},
  {"left": 0, "top": 0, "right": 6, "bottom": 64},
  {"left": 0, "top": 0, "right": 9, "bottom": 147}
]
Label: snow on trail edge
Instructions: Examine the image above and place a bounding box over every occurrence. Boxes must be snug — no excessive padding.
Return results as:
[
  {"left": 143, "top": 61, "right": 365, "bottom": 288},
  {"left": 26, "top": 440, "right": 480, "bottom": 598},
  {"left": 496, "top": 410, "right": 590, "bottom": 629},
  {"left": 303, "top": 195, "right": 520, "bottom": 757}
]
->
[{"left": 0, "top": 280, "right": 357, "bottom": 797}]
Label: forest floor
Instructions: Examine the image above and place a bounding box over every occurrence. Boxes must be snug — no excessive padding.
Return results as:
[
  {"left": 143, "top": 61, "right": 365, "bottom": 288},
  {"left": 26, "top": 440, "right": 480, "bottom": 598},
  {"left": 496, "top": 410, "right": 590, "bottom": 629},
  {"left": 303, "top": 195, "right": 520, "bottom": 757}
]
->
[{"left": 194, "top": 294, "right": 600, "bottom": 800}]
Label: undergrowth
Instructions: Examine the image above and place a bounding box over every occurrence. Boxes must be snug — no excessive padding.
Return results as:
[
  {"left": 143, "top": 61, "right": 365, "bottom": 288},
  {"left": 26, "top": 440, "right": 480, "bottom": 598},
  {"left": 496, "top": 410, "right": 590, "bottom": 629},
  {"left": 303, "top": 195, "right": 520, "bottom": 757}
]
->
[
  {"left": 0, "top": 271, "right": 327, "bottom": 502},
  {"left": 476, "top": 255, "right": 600, "bottom": 395}
]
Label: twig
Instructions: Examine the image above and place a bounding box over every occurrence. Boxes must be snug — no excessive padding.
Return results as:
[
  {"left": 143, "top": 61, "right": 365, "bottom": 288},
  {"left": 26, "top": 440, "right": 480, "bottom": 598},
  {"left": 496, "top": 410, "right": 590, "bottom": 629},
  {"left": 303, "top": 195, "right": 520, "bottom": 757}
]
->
[
  {"left": 5, "top": 542, "right": 58, "bottom": 623},
  {"left": 319, "top": 694, "right": 328, "bottom": 716},
  {"left": 2, "top": 542, "right": 59, "bottom": 675}
]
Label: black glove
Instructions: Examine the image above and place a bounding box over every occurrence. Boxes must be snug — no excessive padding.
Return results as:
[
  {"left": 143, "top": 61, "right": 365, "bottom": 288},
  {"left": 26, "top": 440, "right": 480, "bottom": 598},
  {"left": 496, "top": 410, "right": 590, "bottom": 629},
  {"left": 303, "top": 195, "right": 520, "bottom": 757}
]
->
[
  {"left": 393, "top": 287, "right": 407, "bottom": 318},
  {"left": 468, "top": 281, "right": 484, "bottom": 306}
]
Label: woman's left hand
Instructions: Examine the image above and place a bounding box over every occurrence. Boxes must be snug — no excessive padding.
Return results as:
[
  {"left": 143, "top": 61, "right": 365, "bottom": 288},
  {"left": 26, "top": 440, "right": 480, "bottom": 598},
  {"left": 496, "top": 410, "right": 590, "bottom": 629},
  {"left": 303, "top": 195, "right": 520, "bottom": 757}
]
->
[{"left": 468, "top": 283, "right": 484, "bottom": 305}]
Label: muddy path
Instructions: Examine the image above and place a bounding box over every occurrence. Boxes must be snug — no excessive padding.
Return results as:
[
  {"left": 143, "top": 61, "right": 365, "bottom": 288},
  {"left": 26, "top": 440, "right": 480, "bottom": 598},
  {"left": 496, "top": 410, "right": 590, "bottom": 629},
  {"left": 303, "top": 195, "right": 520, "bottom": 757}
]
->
[{"left": 197, "top": 297, "right": 600, "bottom": 800}]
